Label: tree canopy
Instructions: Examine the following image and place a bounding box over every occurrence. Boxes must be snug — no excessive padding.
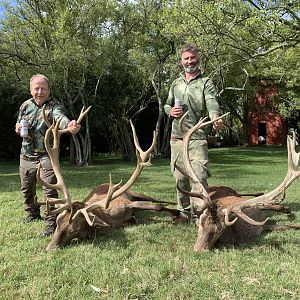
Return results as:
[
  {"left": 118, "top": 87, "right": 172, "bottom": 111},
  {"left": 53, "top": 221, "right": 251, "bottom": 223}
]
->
[{"left": 1, "top": 0, "right": 300, "bottom": 160}]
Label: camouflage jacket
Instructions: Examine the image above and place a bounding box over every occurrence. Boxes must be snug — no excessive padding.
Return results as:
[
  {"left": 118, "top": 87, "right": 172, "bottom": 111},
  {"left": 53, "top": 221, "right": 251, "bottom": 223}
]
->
[
  {"left": 17, "top": 97, "right": 70, "bottom": 159},
  {"left": 164, "top": 73, "right": 220, "bottom": 140}
]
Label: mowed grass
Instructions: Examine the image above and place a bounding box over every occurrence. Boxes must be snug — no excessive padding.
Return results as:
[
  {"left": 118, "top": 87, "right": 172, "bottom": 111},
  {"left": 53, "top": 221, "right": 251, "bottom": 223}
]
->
[{"left": 0, "top": 146, "right": 299, "bottom": 300}]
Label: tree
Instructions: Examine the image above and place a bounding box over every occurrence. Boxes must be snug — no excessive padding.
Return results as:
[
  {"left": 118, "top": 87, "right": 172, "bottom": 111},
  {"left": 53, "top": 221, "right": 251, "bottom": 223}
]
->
[
  {"left": 156, "top": 0, "right": 300, "bottom": 141},
  {"left": 0, "top": 0, "right": 114, "bottom": 164}
]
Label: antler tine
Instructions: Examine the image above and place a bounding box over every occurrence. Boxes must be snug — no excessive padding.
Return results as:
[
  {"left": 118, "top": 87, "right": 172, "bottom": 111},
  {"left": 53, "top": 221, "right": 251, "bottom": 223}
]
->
[
  {"left": 222, "top": 209, "right": 238, "bottom": 226},
  {"left": 104, "top": 119, "right": 156, "bottom": 199},
  {"left": 59, "top": 106, "right": 92, "bottom": 135},
  {"left": 227, "top": 131, "right": 300, "bottom": 226},
  {"left": 42, "top": 105, "right": 52, "bottom": 128},
  {"left": 73, "top": 120, "right": 156, "bottom": 222},
  {"left": 130, "top": 119, "right": 156, "bottom": 163},
  {"left": 37, "top": 106, "right": 91, "bottom": 214},
  {"left": 72, "top": 174, "right": 123, "bottom": 226},
  {"left": 178, "top": 113, "right": 229, "bottom": 208},
  {"left": 179, "top": 111, "right": 190, "bottom": 134},
  {"left": 288, "top": 132, "right": 299, "bottom": 173},
  {"left": 37, "top": 117, "right": 72, "bottom": 214},
  {"left": 77, "top": 106, "right": 92, "bottom": 124},
  {"left": 102, "top": 174, "right": 123, "bottom": 209}
]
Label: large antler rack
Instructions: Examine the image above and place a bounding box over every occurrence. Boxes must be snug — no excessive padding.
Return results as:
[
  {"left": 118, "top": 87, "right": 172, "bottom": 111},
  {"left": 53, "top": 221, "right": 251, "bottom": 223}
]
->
[
  {"left": 175, "top": 112, "right": 229, "bottom": 213},
  {"left": 37, "top": 106, "right": 91, "bottom": 214},
  {"left": 224, "top": 132, "right": 300, "bottom": 226},
  {"left": 72, "top": 119, "right": 157, "bottom": 226}
]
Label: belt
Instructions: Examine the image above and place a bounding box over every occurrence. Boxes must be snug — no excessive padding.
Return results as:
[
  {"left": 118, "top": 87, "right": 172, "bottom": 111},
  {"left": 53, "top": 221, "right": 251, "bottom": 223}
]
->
[
  {"left": 21, "top": 154, "right": 48, "bottom": 162},
  {"left": 170, "top": 137, "right": 183, "bottom": 141}
]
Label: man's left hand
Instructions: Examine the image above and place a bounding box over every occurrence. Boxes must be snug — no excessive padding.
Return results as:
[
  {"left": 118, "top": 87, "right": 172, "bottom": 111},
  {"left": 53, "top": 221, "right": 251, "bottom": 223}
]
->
[{"left": 68, "top": 120, "right": 81, "bottom": 134}]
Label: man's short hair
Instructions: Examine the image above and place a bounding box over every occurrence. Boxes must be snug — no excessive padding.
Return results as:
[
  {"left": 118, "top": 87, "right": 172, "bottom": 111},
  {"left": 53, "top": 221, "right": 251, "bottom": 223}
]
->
[
  {"left": 180, "top": 44, "right": 199, "bottom": 56},
  {"left": 30, "top": 74, "right": 50, "bottom": 87}
]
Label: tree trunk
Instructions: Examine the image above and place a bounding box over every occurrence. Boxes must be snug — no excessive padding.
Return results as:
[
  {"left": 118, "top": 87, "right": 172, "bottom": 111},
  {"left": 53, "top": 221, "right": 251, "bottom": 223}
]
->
[
  {"left": 152, "top": 68, "right": 171, "bottom": 157},
  {"left": 117, "top": 119, "right": 135, "bottom": 161},
  {"left": 69, "top": 135, "right": 75, "bottom": 164}
]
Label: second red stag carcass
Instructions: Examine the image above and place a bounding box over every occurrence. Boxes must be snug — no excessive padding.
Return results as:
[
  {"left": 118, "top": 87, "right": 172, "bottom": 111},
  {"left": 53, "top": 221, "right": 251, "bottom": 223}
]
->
[
  {"left": 38, "top": 109, "right": 179, "bottom": 250},
  {"left": 176, "top": 112, "right": 300, "bottom": 252}
]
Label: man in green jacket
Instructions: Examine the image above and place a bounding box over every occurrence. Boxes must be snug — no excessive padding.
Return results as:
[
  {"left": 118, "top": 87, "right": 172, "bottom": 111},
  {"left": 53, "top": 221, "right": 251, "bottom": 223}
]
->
[
  {"left": 15, "top": 74, "right": 81, "bottom": 237},
  {"left": 164, "top": 44, "right": 223, "bottom": 219}
]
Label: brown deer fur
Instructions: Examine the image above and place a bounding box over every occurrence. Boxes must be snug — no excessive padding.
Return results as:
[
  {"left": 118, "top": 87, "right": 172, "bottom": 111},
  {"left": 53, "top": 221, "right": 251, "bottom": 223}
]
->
[
  {"left": 176, "top": 113, "right": 300, "bottom": 252},
  {"left": 37, "top": 110, "right": 179, "bottom": 250}
]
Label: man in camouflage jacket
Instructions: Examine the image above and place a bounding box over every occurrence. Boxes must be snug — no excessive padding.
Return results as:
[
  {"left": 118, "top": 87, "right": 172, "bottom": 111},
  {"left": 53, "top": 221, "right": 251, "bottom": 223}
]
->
[
  {"left": 164, "top": 44, "right": 223, "bottom": 219},
  {"left": 15, "top": 74, "right": 80, "bottom": 237}
]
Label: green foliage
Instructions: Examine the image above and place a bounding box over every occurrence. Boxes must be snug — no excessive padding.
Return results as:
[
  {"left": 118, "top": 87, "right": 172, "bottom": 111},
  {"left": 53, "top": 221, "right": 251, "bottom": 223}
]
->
[
  {"left": 1, "top": 147, "right": 300, "bottom": 299},
  {"left": 1, "top": 0, "right": 300, "bottom": 157}
]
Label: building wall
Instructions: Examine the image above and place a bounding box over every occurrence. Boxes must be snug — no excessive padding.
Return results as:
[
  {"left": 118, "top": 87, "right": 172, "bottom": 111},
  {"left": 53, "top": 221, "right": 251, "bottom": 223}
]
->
[
  {"left": 248, "top": 111, "right": 288, "bottom": 145},
  {"left": 248, "top": 79, "right": 287, "bottom": 145}
]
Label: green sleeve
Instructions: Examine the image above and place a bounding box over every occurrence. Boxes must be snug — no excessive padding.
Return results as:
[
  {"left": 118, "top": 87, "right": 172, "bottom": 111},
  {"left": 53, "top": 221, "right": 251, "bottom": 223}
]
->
[
  {"left": 164, "top": 81, "right": 176, "bottom": 116},
  {"left": 204, "top": 78, "right": 220, "bottom": 119}
]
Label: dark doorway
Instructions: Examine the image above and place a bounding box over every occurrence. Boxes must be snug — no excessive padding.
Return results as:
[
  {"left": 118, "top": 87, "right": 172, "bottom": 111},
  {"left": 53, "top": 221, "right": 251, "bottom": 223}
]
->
[{"left": 258, "top": 123, "right": 266, "bottom": 145}]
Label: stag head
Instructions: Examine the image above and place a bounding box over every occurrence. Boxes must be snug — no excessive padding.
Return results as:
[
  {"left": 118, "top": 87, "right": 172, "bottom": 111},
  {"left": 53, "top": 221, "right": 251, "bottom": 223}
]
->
[
  {"left": 38, "top": 114, "right": 157, "bottom": 250},
  {"left": 177, "top": 112, "right": 300, "bottom": 251},
  {"left": 46, "top": 202, "right": 89, "bottom": 250}
]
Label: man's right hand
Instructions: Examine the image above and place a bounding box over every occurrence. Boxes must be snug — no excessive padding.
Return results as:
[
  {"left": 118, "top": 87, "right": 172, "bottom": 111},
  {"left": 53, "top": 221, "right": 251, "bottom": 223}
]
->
[
  {"left": 170, "top": 106, "right": 183, "bottom": 118},
  {"left": 15, "top": 123, "right": 21, "bottom": 135}
]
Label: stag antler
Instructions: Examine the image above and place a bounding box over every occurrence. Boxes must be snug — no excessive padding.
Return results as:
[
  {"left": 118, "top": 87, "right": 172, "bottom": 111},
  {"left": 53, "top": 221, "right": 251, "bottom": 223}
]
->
[
  {"left": 37, "top": 106, "right": 91, "bottom": 214},
  {"left": 72, "top": 119, "right": 157, "bottom": 226},
  {"left": 175, "top": 112, "right": 229, "bottom": 213},
  {"left": 224, "top": 132, "right": 300, "bottom": 226}
]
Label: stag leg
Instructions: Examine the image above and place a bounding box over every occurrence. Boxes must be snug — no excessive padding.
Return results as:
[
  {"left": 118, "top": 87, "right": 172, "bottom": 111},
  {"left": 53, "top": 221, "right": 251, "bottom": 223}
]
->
[
  {"left": 260, "top": 204, "right": 291, "bottom": 214},
  {"left": 263, "top": 223, "right": 300, "bottom": 232},
  {"left": 237, "top": 192, "right": 264, "bottom": 197},
  {"left": 128, "top": 202, "right": 180, "bottom": 217},
  {"left": 124, "top": 190, "right": 177, "bottom": 205}
]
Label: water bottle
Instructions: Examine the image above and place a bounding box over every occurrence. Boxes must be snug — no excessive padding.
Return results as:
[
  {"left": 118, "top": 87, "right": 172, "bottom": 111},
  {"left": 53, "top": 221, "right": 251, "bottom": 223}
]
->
[{"left": 20, "top": 119, "right": 28, "bottom": 138}]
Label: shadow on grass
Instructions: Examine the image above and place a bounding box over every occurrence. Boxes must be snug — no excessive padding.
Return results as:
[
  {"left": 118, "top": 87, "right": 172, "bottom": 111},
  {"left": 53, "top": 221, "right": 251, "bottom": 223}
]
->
[
  {"left": 215, "top": 227, "right": 300, "bottom": 252},
  {"left": 64, "top": 216, "right": 172, "bottom": 250}
]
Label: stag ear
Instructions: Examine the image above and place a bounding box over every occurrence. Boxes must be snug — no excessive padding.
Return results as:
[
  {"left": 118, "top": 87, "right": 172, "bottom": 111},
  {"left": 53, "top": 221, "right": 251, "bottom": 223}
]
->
[
  {"left": 69, "top": 202, "right": 86, "bottom": 222},
  {"left": 92, "top": 214, "right": 110, "bottom": 227},
  {"left": 199, "top": 208, "right": 210, "bottom": 226}
]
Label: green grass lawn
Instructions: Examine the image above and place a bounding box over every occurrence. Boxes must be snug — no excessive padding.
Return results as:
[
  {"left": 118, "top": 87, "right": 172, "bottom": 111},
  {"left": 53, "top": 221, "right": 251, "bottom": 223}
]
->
[{"left": 0, "top": 146, "right": 299, "bottom": 300}]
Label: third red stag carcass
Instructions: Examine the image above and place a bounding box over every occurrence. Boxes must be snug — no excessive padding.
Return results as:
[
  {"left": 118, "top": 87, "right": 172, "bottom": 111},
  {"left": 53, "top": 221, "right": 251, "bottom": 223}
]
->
[
  {"left": 38, "top": 108, "right": 179, "bottom": 250},
  {"left": 176, "top": 112, "right": 300, "bottom": 252}
]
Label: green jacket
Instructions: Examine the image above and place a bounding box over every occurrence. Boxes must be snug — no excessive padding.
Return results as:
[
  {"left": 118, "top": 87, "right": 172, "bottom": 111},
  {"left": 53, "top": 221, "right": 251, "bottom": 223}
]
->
[
  {"left": 17, "top": 97, "right": 70, "bottom": 158},
  {"left": 164, "top": 73, "right": 220, "bottom": 139}
]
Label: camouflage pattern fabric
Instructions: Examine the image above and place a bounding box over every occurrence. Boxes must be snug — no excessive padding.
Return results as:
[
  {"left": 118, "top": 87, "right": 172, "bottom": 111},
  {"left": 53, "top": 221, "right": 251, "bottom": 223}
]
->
[
  {"left": 164, "top": 72, "right": 221, "bottom": 215},
  {"left": 164, "top": 73, "right": 219, "bottom": 140},
  {"left": 17, "top": 97, "right": 70, "bottom": 159},
  {"left": 170, "top": 139, "right": 210, "bottom": 214}
]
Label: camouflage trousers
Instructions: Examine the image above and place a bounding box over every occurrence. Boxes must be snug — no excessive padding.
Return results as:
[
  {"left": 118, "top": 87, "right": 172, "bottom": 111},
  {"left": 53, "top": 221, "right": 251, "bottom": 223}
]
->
[
  {"left": 19, "top": 155, "right": 58, "bottom": 227},
  {"left": 170, "top": 139, "right": 211, "bottom": 216}
]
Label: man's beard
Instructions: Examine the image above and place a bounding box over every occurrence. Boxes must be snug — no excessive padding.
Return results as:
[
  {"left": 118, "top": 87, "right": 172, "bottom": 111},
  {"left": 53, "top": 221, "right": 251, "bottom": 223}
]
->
[{"left": 183, "top": 63, "right": 199, "bottom": 74}]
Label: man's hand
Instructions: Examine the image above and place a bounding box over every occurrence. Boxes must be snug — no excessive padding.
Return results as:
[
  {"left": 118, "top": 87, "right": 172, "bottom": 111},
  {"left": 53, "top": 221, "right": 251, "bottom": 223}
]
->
[
  {"left": 67, "top": 120, "right": 81, "bottom": 134},
  {"left": 15, "top": 123, "right": 21, "bottom": 135},
  {"left": 212, "top": 118, "right": 224, "bottom": 131},
  {"left": 170, "top": 106, "right": 183, "bottom": 118}
]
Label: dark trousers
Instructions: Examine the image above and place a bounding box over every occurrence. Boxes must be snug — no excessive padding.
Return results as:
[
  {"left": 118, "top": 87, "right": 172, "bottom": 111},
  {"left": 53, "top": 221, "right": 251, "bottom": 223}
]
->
[{"left": 19, "top": 156, "right": 57, "bottom": 227}]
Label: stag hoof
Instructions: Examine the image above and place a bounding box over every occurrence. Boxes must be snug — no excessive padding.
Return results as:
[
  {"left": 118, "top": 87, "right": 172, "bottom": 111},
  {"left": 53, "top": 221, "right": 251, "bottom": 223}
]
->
[{"left": 40, "top": 225, "right": 55, "bottom": 238}]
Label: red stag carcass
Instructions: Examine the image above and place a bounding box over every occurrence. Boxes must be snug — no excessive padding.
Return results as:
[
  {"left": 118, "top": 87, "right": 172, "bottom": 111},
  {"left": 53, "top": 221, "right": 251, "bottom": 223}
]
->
[
  {"left": 38, "top": 108, "right": 179, "bottom": 250},
  {"left": 176, "top": 112, "right": 300, "bottom": 251}
]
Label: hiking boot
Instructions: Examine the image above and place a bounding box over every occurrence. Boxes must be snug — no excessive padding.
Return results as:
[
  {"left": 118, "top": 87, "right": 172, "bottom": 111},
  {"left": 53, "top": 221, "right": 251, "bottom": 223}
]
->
[
  {"left": 22, "top": 215, "right": 42, "bottom": 224},
  {"left": 40, "top": 225, "right": 56, "bottom": 238}
]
